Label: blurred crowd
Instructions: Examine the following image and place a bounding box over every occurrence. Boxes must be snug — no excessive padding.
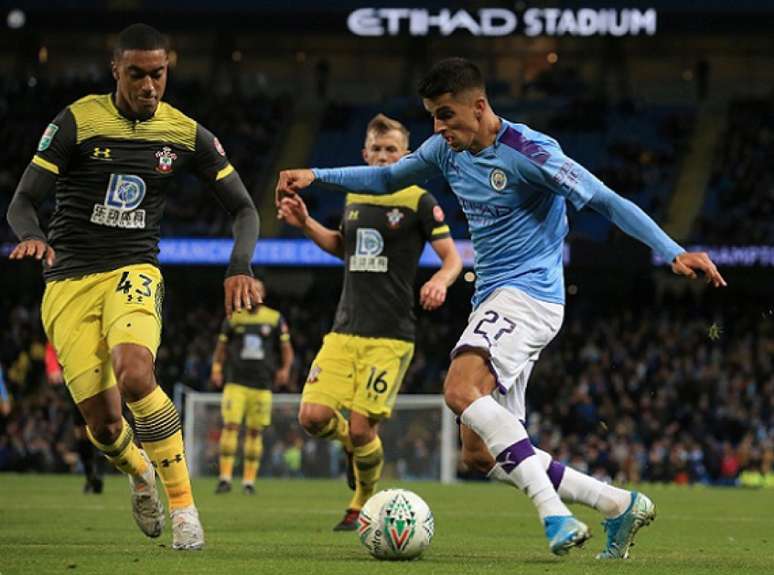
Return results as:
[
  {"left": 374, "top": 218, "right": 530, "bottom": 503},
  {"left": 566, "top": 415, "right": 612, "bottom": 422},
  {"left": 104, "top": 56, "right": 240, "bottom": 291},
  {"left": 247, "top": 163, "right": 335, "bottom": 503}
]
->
[
  {"left": 2, "top": 282, "right": 772, "bottom": 488},
  {"left": 691, "top": 98, "right": 774, "bottom": 244}
]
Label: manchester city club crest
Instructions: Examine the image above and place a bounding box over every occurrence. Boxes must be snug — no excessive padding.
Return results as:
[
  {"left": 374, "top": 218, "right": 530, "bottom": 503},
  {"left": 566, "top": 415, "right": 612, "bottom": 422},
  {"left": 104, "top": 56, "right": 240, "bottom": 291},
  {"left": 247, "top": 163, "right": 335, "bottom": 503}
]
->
[
  {"left": 155, "top": 146, "right": 178, "bottom": 174},
  {"left": 489, "top": 168, "right": 507, "bottom": 191},
  {"left": 386, "top": 208, "right": 404, "bottom": 229}
]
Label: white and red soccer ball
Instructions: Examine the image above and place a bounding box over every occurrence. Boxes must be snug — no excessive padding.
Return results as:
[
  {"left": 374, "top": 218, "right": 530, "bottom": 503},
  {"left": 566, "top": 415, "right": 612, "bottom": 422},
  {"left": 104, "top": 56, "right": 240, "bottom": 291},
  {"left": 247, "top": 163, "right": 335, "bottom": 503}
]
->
[{"left": 357, "top": 489, "right": 434, "bottom": 561}]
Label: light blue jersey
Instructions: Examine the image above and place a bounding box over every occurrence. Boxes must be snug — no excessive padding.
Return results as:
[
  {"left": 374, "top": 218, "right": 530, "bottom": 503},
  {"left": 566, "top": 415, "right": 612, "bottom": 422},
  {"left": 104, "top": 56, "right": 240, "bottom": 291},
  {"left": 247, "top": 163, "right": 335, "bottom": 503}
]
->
[{"left": 314, "top": 118, "right": 683, "bottom": 308}]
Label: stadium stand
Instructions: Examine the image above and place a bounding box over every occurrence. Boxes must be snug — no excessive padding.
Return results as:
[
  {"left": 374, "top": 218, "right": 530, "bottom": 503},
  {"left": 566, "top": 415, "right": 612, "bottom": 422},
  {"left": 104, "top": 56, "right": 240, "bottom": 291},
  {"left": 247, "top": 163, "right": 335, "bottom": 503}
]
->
[{"left": 691, "top": 99, "right": 774, "bottom": 244}]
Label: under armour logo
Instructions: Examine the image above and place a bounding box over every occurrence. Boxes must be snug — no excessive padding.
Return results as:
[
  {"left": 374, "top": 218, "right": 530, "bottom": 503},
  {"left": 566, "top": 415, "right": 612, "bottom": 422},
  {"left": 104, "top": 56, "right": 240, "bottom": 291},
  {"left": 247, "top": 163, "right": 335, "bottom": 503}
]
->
[
  {"left": 156, "top": 453, "right": 184, "bottom": 467},
  {"left": 92, "top": 147, "right": 112, "bottom": 160}
]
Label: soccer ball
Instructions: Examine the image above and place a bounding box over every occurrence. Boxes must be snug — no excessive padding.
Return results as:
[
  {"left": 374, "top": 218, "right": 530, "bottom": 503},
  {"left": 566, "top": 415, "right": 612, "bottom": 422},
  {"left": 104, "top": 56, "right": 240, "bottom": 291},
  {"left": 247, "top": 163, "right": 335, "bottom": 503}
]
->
[{"left": 357, "top": 489, "right": 434, "bottom": 561}]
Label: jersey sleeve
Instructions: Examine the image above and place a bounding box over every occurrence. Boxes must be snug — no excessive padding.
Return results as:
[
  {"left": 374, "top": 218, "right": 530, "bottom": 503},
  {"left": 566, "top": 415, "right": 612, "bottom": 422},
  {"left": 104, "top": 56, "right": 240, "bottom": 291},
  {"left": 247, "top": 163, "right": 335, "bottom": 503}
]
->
[
  {"left": 218, "top": 317, "right": 232, "bottom": 342},
  {"left": 313, "top": 135, "right": 444, "bottom": 194},
  {"left": 514, "top": 135, "right": 601, "bottom": 210},
  {"left": 193, "top": 123, "right": 235, "bottom": 183},
  {"left": 277, "top": 314, "right": 291, "bottom": 344},
  {"left": 417, "top": 191, "right": 451, "bottom": 242},
  {"left": 30, "top": 107, "right": 76, "bottom": 176}
]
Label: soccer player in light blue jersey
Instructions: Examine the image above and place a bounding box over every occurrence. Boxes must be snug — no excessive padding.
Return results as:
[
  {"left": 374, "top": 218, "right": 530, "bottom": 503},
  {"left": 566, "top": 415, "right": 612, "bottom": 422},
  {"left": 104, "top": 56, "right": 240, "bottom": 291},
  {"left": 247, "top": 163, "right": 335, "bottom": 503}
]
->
[{"left": 276, "top": 58, "right": 726, "bottom": 558}]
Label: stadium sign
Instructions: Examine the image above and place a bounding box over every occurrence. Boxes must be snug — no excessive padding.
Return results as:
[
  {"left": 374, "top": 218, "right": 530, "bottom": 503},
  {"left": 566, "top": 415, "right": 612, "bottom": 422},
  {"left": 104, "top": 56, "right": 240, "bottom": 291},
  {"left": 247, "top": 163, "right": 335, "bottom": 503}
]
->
[{"left": 347, "top": 7, "right": 657, "bottom": 37}]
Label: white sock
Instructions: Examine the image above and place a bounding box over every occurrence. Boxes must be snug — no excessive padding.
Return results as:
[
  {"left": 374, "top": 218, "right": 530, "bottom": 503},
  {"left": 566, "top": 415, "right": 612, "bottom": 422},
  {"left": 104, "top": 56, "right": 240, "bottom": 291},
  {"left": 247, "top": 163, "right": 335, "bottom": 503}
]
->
[
  {"left": 461, "top": 396, "right": 570, "bottom": 520},
  {"left": 492, "top": 447, "right": 631, "bottom": 518},
  {"left": 560, "top": 467, "right": 630, "bottom": 517}
]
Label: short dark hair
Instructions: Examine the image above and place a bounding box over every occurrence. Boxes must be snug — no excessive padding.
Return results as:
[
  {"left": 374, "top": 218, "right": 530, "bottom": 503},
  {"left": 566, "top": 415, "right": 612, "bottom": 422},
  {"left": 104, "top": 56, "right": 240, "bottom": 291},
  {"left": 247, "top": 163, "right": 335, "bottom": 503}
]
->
[
  {"left": 113, "top": 23, "right": 169, "bottom": 59},
  {"left": 417, "top": 57, "right": 485, "bottom": 99}
]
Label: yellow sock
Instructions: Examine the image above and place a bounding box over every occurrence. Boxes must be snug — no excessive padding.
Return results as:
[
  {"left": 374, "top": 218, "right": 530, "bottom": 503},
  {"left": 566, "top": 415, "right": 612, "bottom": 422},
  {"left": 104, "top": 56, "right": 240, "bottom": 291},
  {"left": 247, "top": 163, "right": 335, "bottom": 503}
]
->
[
  {"left": 128, "top": 386, "right": 193, "bottom": 510},
  {"left": 317, "top": 410, "right": 352, "bottom": 452},
  {"left": 219, "top": 427, "right": 239, "bottom": 481},
  {"left": 348, "top": 436, "right": 383, "bottom": 511},
  {"left": 243, "top": 431, "right": 263, "bottom": 485},
  {"left": 87, "top": 418, "right": 148, "bottom": 476}
]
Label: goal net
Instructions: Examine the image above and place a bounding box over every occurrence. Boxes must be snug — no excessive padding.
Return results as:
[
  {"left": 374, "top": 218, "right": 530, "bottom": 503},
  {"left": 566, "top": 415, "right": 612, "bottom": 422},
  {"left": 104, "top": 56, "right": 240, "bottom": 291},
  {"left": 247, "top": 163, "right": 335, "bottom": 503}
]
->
[{"left": 179, "top": 386, "right": 459, "bottom": 484}]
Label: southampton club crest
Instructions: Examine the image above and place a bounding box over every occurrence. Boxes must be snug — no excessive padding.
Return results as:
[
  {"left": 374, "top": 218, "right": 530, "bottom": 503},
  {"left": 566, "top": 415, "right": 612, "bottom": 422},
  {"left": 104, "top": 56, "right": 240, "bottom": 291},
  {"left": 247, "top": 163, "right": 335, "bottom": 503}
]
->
[
  {"left": 489, "top": 168, "right": 507, "bottom": 191},
  {"left": 306, "top": 365, "right": 322, "bottom": 384},
  {"left": 155, "top": 146, "right": 178, "bottom": 174},
  {"left": 386, "top": 208, "right": 404, "bottom": 229}
]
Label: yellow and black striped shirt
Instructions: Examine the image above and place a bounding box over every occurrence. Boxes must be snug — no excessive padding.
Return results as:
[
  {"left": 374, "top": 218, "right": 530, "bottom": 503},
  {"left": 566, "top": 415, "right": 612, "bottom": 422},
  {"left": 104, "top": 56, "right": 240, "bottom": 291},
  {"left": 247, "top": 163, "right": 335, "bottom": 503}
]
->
[
  {"left": 332, "top": 186, "right": 451, "bottom": 342},
  {"left": 31, "top": 93, "right": 235, "bottom": 280}
]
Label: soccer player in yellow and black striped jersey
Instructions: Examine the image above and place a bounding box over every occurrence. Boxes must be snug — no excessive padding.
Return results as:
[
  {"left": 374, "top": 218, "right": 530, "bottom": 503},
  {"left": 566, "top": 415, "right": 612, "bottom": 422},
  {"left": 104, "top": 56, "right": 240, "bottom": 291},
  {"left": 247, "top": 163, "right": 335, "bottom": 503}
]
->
[
  {"left": 6, "top": 24, "right": 262, "bottom": 551},
  {"left": 209, "top": 279, "right": 294, "bottom": 495},
  {"left": 278, "top": 114, "right": 462, "bottom": 530}
]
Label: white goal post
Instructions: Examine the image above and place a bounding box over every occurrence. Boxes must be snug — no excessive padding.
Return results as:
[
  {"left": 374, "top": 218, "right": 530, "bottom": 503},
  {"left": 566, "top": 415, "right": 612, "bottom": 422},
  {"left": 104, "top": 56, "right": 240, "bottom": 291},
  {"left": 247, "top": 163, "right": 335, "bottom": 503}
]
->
[{"left": 178, "top": 386, "right": 459, "bottom": 484}]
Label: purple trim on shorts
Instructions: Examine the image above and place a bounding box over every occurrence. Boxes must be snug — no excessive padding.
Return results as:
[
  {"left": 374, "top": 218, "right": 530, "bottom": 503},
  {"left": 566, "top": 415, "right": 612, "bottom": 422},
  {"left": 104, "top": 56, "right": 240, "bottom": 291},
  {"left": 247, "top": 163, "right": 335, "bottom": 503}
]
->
[
  {"left": 547, "top": 460, "right": 566, "bottom": 490},
  {"left": 496, "top": 438, "right": 535, "bottom": 474},
  {"left": 450, "top": 344, "right": 507, "bottom": 395}
]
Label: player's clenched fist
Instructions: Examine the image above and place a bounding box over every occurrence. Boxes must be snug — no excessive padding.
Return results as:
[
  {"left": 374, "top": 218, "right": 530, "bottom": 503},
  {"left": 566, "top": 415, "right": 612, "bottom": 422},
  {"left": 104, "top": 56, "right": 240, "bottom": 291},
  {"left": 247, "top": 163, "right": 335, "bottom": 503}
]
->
[
  {"left": 277, "top": 195, "right": 309, "bottom": 227},
  {"left": 419, "top": 278, "right": 448, "bottom": 310},
  {"left": 275, "top": 169, "right": 315, "bottom": 206}
]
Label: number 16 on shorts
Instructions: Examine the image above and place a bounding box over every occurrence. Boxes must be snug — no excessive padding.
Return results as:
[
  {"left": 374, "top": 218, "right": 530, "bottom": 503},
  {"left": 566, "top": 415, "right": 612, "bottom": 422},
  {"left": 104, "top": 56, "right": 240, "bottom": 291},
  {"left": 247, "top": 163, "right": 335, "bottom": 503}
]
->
[{"left": 365, "top": 367, "right": 388, "bottom": 401}]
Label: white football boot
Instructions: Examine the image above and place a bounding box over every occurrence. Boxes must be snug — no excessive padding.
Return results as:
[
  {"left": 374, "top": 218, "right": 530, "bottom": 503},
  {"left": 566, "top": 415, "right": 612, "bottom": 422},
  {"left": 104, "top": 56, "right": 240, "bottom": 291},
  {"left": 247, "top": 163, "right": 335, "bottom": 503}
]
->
[
  {"left": 128, "top": 450, "right": 164, "bottom": 538},
  {"left": 171, "top": 505, "right": 205, "bottom": 550}
]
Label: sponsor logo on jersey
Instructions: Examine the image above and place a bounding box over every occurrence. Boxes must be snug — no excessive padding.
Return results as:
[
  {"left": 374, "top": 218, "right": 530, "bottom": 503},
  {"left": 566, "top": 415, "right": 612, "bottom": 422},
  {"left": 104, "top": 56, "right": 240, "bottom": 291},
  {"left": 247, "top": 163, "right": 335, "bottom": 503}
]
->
[
  {"left": 261, "top": 324, "right": 272, "bottom": 336},
  {"left": 433, "top": 205, "right": 445, "bottom": 222},
  {"left": 155, "top": 146, "right": 177, "bottom": 173},
  {"left": 386, "top": 208, "right": 404, "bottom": 229},
  {"left": 37, "top": 123, "right": 59, "bottom": 152},
  {"left": 213, "top": 137, "right": 226, "bottom": 156},
  {"left": 350, "top": 228, "right": 388, "bottom": 272},
  {"left": 552, "top": 160, "right": 582, "bottom": 194},
  {"left": 458, "top": 196, "right": 513, "bottom": 226},
  {"left": 92, "top": 147, "right": 112, "bottom": 160},
  {"left": 348, "top": 209, "right": 359, "bottom": 221},
  {"left": 90, "top": 174, "right": 147, "bottom": 229},
  {"left": 489, "top": 168, "right": 508, "bottom": 191}
]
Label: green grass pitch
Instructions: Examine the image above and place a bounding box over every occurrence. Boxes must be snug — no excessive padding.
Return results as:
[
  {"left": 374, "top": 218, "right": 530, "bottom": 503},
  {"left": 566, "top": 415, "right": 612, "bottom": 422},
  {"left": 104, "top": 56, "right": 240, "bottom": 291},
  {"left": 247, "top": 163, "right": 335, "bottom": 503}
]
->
[{"left": 1, "top": 475, "right": 773, "bottom": 574}]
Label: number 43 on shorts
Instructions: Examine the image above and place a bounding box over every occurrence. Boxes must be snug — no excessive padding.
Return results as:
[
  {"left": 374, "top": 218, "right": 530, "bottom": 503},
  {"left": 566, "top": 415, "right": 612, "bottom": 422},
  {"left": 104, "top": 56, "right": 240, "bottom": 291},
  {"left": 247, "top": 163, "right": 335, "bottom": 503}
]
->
[{"left": 115, "top": 270, "right": 154, "bottom": 303}]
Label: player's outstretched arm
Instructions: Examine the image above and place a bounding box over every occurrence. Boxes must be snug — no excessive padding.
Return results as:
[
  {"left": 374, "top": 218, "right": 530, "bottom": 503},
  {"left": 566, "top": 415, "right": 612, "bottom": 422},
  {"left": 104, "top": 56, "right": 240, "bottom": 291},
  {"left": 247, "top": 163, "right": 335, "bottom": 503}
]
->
[
  {"left": 277, "top": 195, "right": 344, "bottom": 258},
  {"left": 420, "top": 237, "right": 463, "bottom": 310},
  {"left": 275, "top": 169, "right": 316, "bottom": 207},
  {"left": 585, "top": 186, "right": 726, "bottom": 287},
  {"left": 211, "top": 171, "right": 262, "bottom": 316},
  {"left": 280, "top": 136, "right": 443, "bottom": 202},
  {"left": 7, "top": 165, "right": 57, "bottom": 266}
]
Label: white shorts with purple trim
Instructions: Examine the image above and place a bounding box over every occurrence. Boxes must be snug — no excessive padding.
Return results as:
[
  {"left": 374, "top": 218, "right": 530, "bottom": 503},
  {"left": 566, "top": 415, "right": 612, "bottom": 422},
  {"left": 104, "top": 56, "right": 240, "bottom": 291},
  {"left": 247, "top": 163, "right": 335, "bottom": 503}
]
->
[{"left": 451, "top": 287, "right": 563, "bottom": 422}]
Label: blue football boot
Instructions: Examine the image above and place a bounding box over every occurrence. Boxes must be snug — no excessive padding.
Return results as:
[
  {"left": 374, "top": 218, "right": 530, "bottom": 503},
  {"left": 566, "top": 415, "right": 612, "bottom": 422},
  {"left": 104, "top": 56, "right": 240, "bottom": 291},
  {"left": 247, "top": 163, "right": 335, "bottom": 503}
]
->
[
  {"left": 544, "top": 515, "right": 591, "bottom": 556},
  {"left": 596, "top": 491, "right": 656, "bottom": 559}
]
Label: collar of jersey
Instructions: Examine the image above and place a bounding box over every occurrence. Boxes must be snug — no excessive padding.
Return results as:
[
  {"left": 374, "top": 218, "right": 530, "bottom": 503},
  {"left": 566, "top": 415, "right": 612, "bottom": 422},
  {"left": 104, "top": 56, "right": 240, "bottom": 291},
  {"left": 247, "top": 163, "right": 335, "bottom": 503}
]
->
[
  {"left": 468, "top": 117, "right": 507, "bottom": 159},
  {"left": 108, "top": 92, "right": 158, "bottom": 123}
]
